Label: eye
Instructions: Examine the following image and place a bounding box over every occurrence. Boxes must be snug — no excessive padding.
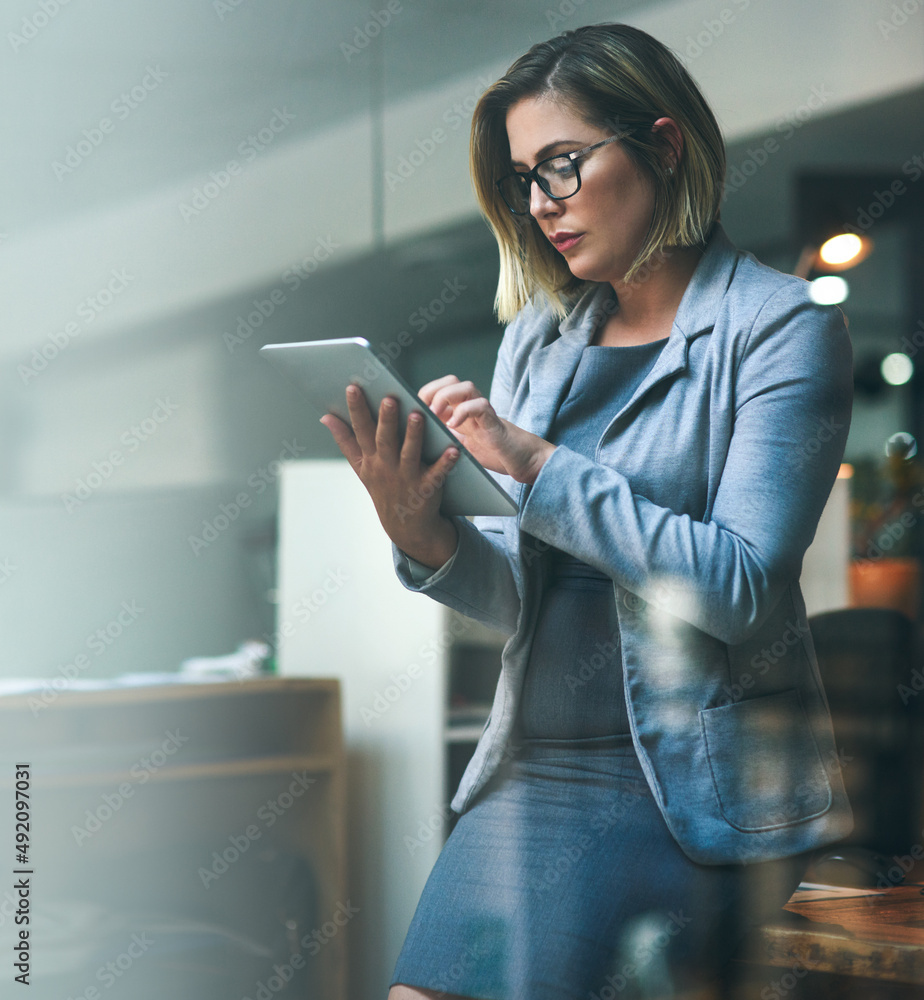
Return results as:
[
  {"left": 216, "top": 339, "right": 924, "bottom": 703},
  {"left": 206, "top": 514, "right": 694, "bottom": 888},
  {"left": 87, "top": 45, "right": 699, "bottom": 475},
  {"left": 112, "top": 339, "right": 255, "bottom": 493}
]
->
[{"left": 540, "top": 157, "right": 576, "bottom": 180}]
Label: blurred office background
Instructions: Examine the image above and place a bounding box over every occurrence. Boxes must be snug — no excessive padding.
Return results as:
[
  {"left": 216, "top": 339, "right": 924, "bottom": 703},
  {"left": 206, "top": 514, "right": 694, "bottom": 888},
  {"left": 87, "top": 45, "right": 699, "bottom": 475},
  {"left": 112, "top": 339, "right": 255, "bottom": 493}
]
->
[{"left": 2, "top": 1, "right": 924, "bottom": 997}]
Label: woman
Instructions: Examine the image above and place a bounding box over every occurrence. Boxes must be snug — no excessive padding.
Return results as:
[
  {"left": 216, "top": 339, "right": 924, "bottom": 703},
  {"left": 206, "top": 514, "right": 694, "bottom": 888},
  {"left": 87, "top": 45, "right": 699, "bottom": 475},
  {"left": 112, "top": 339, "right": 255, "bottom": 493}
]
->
[{"left": 322, "top": 22, "right": 854, "bottom": 1000}]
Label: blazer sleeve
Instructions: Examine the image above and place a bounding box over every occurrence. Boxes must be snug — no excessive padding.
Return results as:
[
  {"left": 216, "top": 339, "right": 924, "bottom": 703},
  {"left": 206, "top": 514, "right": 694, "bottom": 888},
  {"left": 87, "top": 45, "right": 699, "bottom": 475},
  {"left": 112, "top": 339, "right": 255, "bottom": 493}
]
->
[
  {"left": 392, "top": 321, "right": 523, "bottom": 636},
  {"left": 518, "top": 287, "right": 853, "bottom": 645}
]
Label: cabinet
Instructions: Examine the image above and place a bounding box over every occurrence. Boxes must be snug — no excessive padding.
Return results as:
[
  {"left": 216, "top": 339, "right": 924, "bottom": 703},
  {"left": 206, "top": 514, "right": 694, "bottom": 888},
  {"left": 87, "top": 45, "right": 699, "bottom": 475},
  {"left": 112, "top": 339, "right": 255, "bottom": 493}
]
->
[
  {"left": 0, "top": 678, "right": 346, "bottom": 1000},
  {"left": 276, "top": 460, "right": 510, "bottom": 998}
]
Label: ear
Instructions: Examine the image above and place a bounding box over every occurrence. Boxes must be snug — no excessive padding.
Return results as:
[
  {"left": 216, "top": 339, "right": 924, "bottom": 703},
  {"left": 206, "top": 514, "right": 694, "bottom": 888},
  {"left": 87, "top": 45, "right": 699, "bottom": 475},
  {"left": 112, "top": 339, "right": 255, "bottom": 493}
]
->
[{"left": 651, "top": 117, "right": 683, "bottom": 171}]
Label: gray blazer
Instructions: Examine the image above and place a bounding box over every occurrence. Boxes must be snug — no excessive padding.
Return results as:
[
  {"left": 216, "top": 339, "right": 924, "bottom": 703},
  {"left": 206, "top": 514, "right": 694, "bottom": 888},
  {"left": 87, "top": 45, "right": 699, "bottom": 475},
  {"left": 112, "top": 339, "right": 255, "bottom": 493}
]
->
[{"left": 394, "top": 223, "right": 854, "bottom": 864}]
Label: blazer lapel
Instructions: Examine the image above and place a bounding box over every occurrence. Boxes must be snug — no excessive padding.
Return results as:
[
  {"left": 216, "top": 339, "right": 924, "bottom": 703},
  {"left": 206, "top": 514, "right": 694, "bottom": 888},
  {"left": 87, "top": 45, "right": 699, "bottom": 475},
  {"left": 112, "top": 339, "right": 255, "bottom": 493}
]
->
[
  {"left": 517, "top": 282, "right": 612, "bottom": 440},
  {"left": 520, "top": 335, "right": 585, "bottom": 440},
  {"left": 517, "top": 223, "right": 740, "bottom": 443}
]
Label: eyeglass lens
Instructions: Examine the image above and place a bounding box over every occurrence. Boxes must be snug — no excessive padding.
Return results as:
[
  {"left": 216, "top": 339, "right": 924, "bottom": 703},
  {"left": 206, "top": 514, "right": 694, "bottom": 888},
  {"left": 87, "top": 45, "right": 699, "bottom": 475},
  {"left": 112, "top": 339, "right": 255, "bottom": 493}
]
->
[{"left": 500, "top": 156, "right": 579, "bottom": 213}]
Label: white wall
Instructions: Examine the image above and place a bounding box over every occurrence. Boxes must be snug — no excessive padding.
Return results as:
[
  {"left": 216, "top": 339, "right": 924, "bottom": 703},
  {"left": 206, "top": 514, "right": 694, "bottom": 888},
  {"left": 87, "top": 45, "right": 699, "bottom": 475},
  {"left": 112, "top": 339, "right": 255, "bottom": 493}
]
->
[
  {"left": 801, "top": 473, "right": 851, "bottom": 617},
  {"left": 275, "top": 460, "right": 447, "bottom": 1000}
]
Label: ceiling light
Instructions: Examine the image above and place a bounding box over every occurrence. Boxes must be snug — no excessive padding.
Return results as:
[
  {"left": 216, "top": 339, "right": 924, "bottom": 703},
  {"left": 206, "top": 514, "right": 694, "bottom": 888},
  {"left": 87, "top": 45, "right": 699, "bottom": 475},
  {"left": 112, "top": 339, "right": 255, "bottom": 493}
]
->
[
  {"left": 809, "top": 275, "right": 848, "bottom": 305},
  {"left": 881, "top": 352, "right": 914, "bottom": 386},
  {"left": 819, "top": 233, "right": 861, "bottom": 265}
]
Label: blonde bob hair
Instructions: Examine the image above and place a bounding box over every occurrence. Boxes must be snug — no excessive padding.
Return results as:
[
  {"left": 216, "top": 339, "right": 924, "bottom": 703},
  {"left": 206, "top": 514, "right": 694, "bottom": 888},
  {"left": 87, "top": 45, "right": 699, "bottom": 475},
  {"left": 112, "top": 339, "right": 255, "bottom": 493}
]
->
[{"left": 470, "top": 23, "right": 726, "bottom": 321}]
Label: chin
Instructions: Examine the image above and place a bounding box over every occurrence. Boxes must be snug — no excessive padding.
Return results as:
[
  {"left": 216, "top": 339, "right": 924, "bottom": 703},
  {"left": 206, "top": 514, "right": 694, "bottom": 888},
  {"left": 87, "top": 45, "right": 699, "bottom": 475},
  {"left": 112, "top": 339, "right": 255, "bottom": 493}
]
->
[{"left": 565, "top": 259, "right": 615, "bottom": 285}]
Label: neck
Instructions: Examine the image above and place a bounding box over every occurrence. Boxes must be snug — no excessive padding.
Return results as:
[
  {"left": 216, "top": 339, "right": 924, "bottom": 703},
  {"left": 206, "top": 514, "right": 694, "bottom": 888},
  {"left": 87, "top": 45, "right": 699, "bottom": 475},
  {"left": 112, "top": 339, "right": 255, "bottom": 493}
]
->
[{"left": 609, "top": 244, "right": 704, "bottom": 332}]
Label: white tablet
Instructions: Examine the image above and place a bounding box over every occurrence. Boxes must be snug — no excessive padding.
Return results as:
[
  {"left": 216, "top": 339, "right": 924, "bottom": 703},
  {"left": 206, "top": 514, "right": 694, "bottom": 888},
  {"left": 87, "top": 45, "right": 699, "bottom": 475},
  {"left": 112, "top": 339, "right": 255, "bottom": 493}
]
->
[{"left": 260, "top": 337, "right": 518, "bottom": 517}]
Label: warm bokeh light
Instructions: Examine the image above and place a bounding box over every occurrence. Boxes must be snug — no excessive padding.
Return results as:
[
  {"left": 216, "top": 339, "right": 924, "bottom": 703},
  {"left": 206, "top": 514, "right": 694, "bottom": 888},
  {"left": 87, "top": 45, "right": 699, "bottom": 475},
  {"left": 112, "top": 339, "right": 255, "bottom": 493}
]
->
[
  {"left": 815, "top": 232, "right": 873, "bottom": 272},
  {"left": 837, "top": 463, "right": 853, "bottom": 479},
  {"left": 819, "top": 233, "right": 863, "bottom": 266},
  {"left": 809, "top": 275, "right": 849, "bottom": 305},
  {"left": 881, "top": 352, "right": 914, "bottom": 386}
]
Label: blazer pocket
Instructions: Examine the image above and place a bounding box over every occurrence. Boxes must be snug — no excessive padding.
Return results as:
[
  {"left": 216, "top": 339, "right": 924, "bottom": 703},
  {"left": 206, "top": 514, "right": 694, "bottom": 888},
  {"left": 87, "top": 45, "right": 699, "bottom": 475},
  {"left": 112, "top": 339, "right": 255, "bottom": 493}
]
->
[{"left": 700, "top": 689, "right": 832, "bottom": 832}]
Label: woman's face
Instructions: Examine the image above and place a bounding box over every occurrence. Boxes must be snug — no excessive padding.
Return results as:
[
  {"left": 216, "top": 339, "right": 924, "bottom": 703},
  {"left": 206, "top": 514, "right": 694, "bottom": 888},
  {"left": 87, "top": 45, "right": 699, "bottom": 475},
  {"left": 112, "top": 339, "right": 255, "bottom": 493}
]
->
[{"left": 504, "top": 95, "right": 656, "bottom": 286}]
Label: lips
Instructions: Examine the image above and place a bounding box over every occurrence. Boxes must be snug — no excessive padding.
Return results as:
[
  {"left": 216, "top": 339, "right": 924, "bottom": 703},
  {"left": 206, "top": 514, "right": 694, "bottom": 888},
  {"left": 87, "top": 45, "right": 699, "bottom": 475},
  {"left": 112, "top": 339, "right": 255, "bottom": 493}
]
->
[{"left": 548, "top": 232, "right": 583, "bottom": 252}]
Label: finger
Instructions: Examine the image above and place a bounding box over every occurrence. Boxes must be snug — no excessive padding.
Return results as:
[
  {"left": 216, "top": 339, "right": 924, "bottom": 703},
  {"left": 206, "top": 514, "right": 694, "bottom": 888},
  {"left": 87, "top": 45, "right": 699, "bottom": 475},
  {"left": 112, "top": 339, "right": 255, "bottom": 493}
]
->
[
  {"left": 422, "top": 444, "right": 460, "bottom": 495},
  {"left": 399, "top": 410, "right": 425, "bottom": 469},
  {"left": 344, "top": 384, "right": 377, "bottom": 452},
  {"left": 429, "top": 380, "right": 482, "bottom": 421},
  {"left": 418, "top": 374, "right": 459, "bottom": 407},
  {"left": 375, "top": 396, "right": 401, "bottom": 460},
  {"left": 445, "top": 396, "right": 497, "bottom": 429},
  {"left": 320, "top": 414, "right": 363, "bottom": 468}
]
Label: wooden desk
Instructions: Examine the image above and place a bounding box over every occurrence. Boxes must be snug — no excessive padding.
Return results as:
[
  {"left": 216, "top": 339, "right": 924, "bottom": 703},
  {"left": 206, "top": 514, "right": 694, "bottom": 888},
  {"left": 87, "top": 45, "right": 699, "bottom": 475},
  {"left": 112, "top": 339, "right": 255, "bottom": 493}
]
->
[
  {"left": 0, "top": 677, "right": 347, "bottom": 1000},
  {"left": 741, "top": 882, "right": 924, "bottom": 995}
]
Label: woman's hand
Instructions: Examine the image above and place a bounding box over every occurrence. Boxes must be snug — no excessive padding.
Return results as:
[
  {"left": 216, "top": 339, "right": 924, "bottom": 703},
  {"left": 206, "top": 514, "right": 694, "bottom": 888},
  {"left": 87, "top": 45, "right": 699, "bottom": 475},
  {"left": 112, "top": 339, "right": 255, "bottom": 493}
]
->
[
  {"left": 320, "top": 385, "right": 459, "bottom": 570},
  {"left": 419, "top": 376, "right": 556, "bottom": 485}
]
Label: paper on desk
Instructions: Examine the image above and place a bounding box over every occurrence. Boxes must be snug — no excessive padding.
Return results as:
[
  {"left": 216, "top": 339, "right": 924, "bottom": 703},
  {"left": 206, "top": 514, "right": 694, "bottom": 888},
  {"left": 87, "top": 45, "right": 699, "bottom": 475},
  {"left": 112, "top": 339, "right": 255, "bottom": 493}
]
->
[{"left": 795, "top": 882, "right": 890, "bottom": 899}]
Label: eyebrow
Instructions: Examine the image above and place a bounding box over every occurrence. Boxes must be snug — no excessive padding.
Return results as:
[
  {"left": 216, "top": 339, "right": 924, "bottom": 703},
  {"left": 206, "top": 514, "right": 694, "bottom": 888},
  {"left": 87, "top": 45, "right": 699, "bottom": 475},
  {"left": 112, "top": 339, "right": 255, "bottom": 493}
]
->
[{"left": 509, "top": 138, "right": 588, "bottom": 169}]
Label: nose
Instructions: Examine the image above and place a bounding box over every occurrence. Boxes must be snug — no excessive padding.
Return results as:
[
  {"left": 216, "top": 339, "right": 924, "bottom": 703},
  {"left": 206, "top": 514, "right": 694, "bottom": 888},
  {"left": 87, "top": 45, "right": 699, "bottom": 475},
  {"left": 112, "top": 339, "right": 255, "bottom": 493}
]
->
[{"left": 528, "top": 179, "right": 561, "bottom": 218}]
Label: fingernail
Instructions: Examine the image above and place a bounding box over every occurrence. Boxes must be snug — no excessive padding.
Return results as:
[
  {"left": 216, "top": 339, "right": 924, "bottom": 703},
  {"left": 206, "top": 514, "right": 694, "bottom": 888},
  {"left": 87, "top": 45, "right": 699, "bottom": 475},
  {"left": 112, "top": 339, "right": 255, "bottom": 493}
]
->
[
  {"left": 448, "top": 448, "right": 459, "bottom": 460},
  {"left": 410, "top": 412, "right": 422, "bottom": 423}
]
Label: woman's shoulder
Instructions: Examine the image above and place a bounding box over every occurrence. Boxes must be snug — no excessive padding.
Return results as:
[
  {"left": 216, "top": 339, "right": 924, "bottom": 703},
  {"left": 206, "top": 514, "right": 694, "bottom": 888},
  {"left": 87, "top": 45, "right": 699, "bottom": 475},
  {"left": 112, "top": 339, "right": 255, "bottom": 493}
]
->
[
  {"left": 728, "top": 246, "right": 821, "bottom": 316},
  {"left": 720, "top": 247, "right": 851, "bottom": 377}
]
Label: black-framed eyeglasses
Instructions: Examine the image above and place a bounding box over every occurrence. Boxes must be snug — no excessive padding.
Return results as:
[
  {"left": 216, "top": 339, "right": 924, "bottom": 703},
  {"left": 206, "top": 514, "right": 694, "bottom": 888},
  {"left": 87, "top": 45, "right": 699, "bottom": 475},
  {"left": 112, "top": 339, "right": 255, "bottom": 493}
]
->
[{"left": 495, "top": 134, "right": 623, "bottom": 216}]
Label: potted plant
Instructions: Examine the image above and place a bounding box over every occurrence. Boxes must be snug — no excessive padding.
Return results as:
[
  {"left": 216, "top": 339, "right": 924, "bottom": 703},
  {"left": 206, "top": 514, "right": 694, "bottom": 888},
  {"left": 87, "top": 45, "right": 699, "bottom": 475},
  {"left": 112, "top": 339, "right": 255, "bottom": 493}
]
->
[{"left": 849, "top": 435, "right": 924, "bottom": 620}]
